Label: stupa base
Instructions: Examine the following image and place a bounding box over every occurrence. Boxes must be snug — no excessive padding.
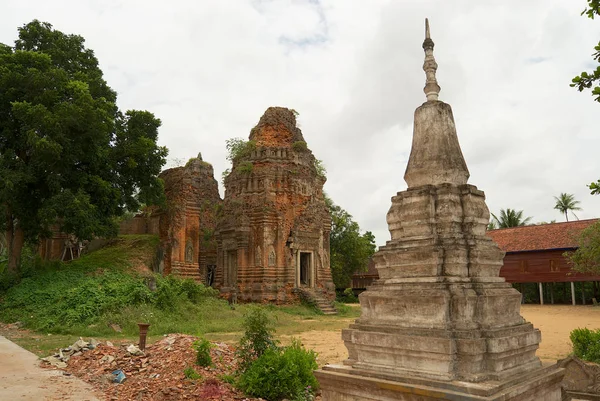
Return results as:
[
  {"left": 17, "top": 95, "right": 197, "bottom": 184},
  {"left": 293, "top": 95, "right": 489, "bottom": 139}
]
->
[{"left": 315, "top": 364, "right": 564, "bottom": 401}]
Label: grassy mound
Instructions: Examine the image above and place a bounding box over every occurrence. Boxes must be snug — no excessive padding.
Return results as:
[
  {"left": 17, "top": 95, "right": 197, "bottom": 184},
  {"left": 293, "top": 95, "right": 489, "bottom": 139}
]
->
[{"left": 0, "top": 235, "right": 226, "bottom": 336}]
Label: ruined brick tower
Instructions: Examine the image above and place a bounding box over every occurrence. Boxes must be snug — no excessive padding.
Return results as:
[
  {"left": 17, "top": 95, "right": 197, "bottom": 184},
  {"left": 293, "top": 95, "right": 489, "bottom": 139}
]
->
[
  {"left": 215, "top": 107, "right": 335, "bottom": 304},
  {"left": 158, "top": 154, "right": 222, "bottom": 283}
]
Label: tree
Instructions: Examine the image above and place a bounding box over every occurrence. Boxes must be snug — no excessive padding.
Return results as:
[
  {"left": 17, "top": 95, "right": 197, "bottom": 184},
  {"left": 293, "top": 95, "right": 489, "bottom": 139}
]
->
[
  {"left": 566, "top": 221, "right": 600, "bottom": 274},
  {"left": 490, "top": 208, "right": 533, "bottom": 228},
  {"left": 0, "top": 21, "right": 168, "bottom": 273},
  {"left": 326, "top": 196, "right": 376, "bottom": 289},
  {"left": 571, "top": 1, "right": 600, "bottom": 194},
  {"left": 553, "top": 193, "right": 582, "bottom": 222}
]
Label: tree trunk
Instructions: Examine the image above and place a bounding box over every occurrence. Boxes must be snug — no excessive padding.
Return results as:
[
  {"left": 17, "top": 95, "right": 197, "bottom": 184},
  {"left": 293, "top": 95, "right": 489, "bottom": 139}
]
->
[
  {"left": 565, "top": 211, "right": 569, "bottom": 222},
  {"left": 6, "top": 211, "right": 24, "bottom": 274}
]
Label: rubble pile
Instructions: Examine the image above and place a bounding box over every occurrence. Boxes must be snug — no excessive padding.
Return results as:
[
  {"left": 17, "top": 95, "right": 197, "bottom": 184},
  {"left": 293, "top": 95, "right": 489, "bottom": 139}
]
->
[
  {"left": 42, "top": 337, "right": 100, "bottom": 369},
  {"left": 61, "top": 334, "right": 262, "bottom": 401}
]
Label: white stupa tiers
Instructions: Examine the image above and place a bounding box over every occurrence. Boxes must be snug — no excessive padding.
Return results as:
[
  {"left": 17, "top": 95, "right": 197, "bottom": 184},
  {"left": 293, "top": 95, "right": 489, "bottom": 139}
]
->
[{"left": 315, "top": 19, "right": 564, "bottom": 401}]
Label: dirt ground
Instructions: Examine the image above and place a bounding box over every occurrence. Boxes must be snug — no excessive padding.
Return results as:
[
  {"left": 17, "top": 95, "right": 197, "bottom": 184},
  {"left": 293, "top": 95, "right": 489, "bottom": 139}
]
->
[{"left": 286, "top": 304, "right": 600, "bottom": 366}]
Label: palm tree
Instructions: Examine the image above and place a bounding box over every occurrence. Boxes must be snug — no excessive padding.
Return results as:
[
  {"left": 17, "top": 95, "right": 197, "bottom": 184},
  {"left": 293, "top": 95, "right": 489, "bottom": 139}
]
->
[
  {"left": 554, "top": 193, "right": 582, "bottom": 222},
  {"left": 491, "top": 208, "right": 533, "bottom": 228}
]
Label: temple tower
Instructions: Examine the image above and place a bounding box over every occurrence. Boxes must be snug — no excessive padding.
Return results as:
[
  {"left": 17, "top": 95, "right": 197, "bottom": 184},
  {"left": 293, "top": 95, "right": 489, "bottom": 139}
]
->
[
  {"left": 215, "top": 107, "right": 335, "bottom": 304},
  {"left": 315, "top": 20, "right": 563, "bottom": 400},
  {"left": 158, "top": 154, "right": 221, "bottom": 282}
]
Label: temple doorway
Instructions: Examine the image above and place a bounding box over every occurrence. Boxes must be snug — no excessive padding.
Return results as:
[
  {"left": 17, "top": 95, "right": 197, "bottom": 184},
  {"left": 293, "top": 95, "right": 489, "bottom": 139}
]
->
[
  {"left": 226, "top": 251, "right": 237, "bottom": 287},
  {"left": 299, "top": 252, "right": 312, "bottom": 287}
]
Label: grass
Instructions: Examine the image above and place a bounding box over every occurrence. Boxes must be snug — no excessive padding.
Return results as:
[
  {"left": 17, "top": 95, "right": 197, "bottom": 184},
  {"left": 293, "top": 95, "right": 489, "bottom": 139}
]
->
[{"left": 0, "top": 235, "right": 360, "bottom": 357}]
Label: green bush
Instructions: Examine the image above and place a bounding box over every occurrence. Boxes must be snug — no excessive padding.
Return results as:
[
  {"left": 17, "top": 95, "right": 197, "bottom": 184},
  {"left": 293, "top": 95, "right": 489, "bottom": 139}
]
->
[
  {"left": 238, "top": 339, "right": 318, "bottom": 401},
  {"left": 236, "top": 307, "right": 278, "bottom": 372},
  {"left": 194, "top": 338, "right": 213, "bottom": 367},
  {"left": 183, "top": 366, "right": 202, "bottom": 380},
  {"left": 336, "top": 288, "right": 358, "bottom": 303},
  {"left": 226, "top": 138, "right": 256, "bottom": 162},
  {"left": 571, "top": 327, "right": 600, "bottom": 363},
  {"left": 292, "top": 141, "right": 307, "bottom": 152},
  {"left": 237, "top": 161, "right": 253, "bottom": 174}
]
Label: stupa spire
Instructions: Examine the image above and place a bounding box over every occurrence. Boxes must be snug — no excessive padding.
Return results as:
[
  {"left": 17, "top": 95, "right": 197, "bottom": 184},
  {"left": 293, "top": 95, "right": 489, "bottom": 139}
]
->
[{"left": 423, "top": 18, "right": 440, "bottom": 101}]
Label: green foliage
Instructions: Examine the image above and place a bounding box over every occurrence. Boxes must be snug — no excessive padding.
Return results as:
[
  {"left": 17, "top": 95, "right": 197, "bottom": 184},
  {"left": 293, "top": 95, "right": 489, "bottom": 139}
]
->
[
  {"left": 313, "top": 159, "right": 326, "bottom": 179},
  {"left": 236, "top": 307, "right": 279, "bottom": 372},
  {"left": 292, "top": 141, "right": 308, "bottom": 152},
  {"left": 490, "top": 208, "right": 533, "bottom": 228},
  {"left": 0, "top": 20, "right": 167, "bottom": 273},
  {"left": 326, "top": 196, "right": 376, "bottom": 289},
  {"left": 566, "top": 221, "right": 600, "bottom": 274},
  {"left": 221, "top": 168, "right": 231, "bottom": 184},
  {"left": 225, "top": 138, "right": 256, "bottom": 162},
  {"left": 183, "top": 366, "right": 202, "bottom": 380},
  {"left": 336, "top": 288, "right": 359, "bottom": 303},
  {"left": 237, "top": 161, "right": 254, "bottom": 174},
  {"left": 238, "top": 339, "right": 318, "bottom": 401},
  {"left": 590, "top": 180, "right": 600, "bottom": 195},
  {"left": 570, "top": 327, "right": 600, "bottom": 363},
  {"left": 154, "top": 276, "right": 218, "bottom": 311},
  {"left": 193, "top": 338, "right": 213, "bottom": 367},
  {"left": 0, "top": 235, "right": 218, "bottom": 331},
  {"left": 553, "top": 193, "right": 582, "bottom": 222}
]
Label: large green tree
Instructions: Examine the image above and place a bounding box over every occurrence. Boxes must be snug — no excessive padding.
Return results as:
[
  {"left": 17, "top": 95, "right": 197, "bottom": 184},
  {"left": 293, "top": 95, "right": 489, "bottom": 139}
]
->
[
  {"left": 571, "top": 1, "right": 600, "bottom": 194},
  {"left": 0, "top": 21, "right": 168, "bottom": 273},
  {"left": 326, "top": 196, "right": 376, "bottom": 289},
  {"left": 566, "top": 221, "right": 600, "bottom": 274},
  {"left": 553, "top": 193, "right": 582, "bottom": 222},
  {"left": 490, "top": 208, "right": 533, "bottom": 228}
]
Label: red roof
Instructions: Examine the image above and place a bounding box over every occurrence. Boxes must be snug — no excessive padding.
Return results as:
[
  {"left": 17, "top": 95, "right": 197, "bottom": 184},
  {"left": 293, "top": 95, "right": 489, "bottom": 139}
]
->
[{"left": 486, "top": 219, "right": 599, "bottom": 253}]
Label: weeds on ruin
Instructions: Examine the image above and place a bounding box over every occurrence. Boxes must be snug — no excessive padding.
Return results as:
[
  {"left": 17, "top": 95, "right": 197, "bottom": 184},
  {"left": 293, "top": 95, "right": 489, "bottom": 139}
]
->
[
  {"left": 313, "top": 159, "right": 326, "bottom": 179},
  {"left": 292, "top": 141, "right": 308, "bottom": 152},
  {"left": 236, "top": 161, "right": 254, "bottom": 174},
  {"left": 193, "top": 337, "right": 213, "bottom": 367},
  {"left": 225, "top": 138, "right": 256, "bottom": 162}
]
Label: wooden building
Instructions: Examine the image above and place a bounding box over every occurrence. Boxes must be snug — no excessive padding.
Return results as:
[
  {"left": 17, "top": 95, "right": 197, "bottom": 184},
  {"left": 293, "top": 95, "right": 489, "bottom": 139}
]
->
[
  {"left": 487, "top": 219, "right": 600, "bottom": 305},
  {"left": 351, "top": 258, "right": 378, "bottom": 292}
]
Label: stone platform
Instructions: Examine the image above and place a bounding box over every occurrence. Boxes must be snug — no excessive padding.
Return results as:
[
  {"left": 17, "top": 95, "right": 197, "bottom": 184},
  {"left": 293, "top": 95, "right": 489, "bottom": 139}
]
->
[{"left": 315, "top": 364, "right": 563, "bottom": 401}]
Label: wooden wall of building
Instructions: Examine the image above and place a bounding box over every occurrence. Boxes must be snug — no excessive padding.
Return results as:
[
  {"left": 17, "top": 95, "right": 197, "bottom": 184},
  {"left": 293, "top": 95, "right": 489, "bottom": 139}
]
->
[{"left": 500, "top": 249, "right": 600, "bottom": 283}]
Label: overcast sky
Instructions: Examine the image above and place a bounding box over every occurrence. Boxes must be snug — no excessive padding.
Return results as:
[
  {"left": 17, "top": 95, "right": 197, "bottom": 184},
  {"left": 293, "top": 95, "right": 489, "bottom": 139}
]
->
[{"left": 2, "top": 0, "right": 600, "bottom": 245}]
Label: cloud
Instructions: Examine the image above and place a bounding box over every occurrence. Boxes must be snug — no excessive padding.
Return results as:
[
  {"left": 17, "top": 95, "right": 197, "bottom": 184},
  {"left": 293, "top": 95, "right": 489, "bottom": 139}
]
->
[{"left": 2, "top": 0, "right": 600, "bottom": 246}]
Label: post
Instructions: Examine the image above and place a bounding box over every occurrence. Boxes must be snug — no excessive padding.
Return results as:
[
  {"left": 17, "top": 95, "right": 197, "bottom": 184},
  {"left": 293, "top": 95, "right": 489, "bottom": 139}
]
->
[
  {"left": 571, "top": 282, "right": 576, "bottom": 305},
  {"left": 550, "top": 283, "right": 554, "bottom": 305},
  {"left": 538, "top": 282, "right": 544, "bottom": 305},
  {"left": 582, "top": 282, "right": 586, "bottom": 305}
]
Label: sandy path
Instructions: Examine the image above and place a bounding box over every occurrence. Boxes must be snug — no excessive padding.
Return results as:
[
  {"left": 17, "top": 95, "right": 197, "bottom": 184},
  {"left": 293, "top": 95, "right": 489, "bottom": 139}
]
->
[
  {"left": 0, "top": 335, "right": 100, "bottom": 401},
  {"left": 288, "top": 305, "right": 600, "bottom": 366}
]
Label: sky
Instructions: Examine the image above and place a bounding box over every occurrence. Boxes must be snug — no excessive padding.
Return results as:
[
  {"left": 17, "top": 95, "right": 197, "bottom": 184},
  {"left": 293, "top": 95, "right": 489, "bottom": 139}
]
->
[{"left": 2, "top": 0, "right": 600, "bottom": 246}]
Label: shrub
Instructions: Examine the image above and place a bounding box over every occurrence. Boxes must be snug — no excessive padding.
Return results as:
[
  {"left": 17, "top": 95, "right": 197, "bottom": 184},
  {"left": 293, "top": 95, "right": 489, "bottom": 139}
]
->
[
  {"left": 183, "top": 366, "right": 202, "bottom": 380},
  {"left": 238, "top": 339, "right": 318, "bottom": 401},
  {"left": 226, "top": 138, "right": 256, "bottom": 162},
  {"left": 237, "top": 161, "right": 253, "bottom": 174},
  {"left": 236, "top": 307, "right": 278, "bottom": 372},
  {"left": 571, "top": 327, "right": 600, "bottom": 363},
  {"left": 292, "top": 141, "right": 307, "bottom": 152},
  {"left": 194, "top": 338, "right": 213, "bottom": 367},
  {"left": 336, "top": 288, "right": 358, "bottom": 303}
]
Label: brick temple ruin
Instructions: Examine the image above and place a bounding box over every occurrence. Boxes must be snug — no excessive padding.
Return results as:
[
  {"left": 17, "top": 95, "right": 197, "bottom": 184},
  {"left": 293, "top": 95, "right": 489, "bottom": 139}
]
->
[
  {"left": 215, "top": 107, "right": 336, "bottom": 305},
  {"left": 156, "top": 154, "right": 221, "bottom": 283},
  {"left": 315, "top": 20, "right": 564, "bottom": 400},
  {"left": 39, "top": 108, "right": 336, "bottom": 307}
]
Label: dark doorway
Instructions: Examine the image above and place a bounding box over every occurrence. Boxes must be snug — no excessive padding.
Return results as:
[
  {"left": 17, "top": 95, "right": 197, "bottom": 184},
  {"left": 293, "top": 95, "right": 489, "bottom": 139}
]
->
[
  {"left": 300, "top": 252, "right": 311, "bottom": 286},
  {"left": 206, "top": 264, "right": 216, "bottom": 287}
]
